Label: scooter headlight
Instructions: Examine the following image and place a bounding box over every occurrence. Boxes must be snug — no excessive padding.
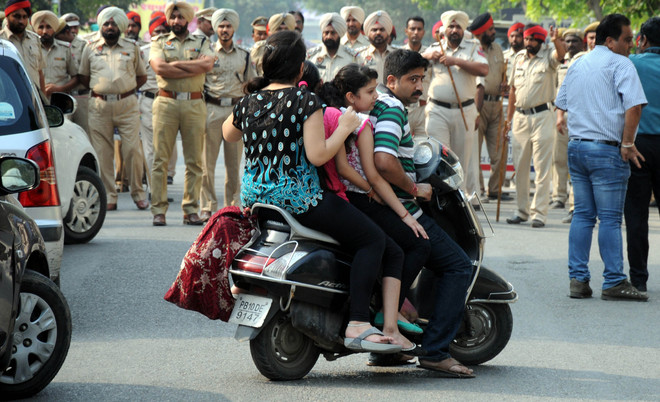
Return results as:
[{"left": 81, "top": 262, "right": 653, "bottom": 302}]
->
[
  {"left": 413, "top": 142, "right": 433, "bottom": 165},
  {"left": 438, "top": 145, "right": 464, "bottom": 190}
]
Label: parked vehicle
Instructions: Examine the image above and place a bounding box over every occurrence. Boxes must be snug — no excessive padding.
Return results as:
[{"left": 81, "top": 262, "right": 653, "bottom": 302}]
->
[
  {"left": 0, "top": 156, "right": 72, "bottom": 399},
  {"left": 227, "top": 137, "right": 517, "bottom": 380}
]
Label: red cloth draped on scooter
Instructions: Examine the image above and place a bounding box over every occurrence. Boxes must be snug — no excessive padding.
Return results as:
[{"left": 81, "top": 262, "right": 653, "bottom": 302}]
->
[{"left": 164, "top": 206, "right": 257, "bottom": 321}]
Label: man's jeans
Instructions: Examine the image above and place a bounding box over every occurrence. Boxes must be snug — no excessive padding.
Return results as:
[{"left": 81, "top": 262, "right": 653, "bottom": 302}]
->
[
  {"left": 418, "top": 214, "right": 472, "bottom": 361},
  {"left": 567, "top": 139, "right": 629, "bottom": 289}
]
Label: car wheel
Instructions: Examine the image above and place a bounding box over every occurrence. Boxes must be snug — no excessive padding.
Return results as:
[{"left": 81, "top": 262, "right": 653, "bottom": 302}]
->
[
  {"left": 0, "top": 270, "right": 71, "bottom": 399},
  {"left": 64, "top": 166, "right": 106, "bottom": 244}
]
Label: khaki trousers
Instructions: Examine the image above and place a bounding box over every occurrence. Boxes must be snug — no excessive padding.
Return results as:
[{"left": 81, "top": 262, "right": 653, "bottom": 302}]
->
[
  {"left": 200, "top": 103, "right": 242, "bottom": 212},
  {"left": 151, "top": 96, "right": 205, "bottom": 215},
  {"left": 425, "top": 102, "right": 480, "bottom": 196},
  {"left": 478, "top": 100, "right": 508, "bottom": 196},
  {"left": 511, "top": 110, "right": 555, "bottom": 222},
  {"left": 139, "top": 95, "right": 178, "bottom": 184},
  {"left": 552, "top": 122, "right": 570, "bottom": 203},
  {"left": 407, "top": 102, "right": 427, "bottom": 137},
  {"left": 72, "top": 94, "right": 90, "bottom": 138},
  {"left": 88, "top": 95, "right": 146, "bottom": 204}
]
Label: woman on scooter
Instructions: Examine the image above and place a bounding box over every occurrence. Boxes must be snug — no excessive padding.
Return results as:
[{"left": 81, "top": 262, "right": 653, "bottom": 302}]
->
[
  {"left": 222, "top": 31, "right": 413, "bottom": 354},
  {"left": 317, "top": 64, "right": 432, "bottom": 336}
]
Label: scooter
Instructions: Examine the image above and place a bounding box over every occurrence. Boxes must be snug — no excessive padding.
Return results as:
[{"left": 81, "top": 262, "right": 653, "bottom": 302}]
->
[{"left": 227, "top": 137, "right": 518, "bottom": 380}]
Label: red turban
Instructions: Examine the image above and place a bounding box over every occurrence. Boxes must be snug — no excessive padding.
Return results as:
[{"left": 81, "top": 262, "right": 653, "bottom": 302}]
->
[
  {"left": 126, "top": 10, "right": 141, "bottom": 27},
  {"left": 149, "top": 15, "right": 167, "bottom": 36},
  {"left": 508, "top": 22, "right": 524, "bottom": 37},
  {"left": 432, "top": 20, "right": 443, "bottom": 34},
  {"left": 4, "top": 0, "right": 32, "bottom": 17},
  {"left": 524, "top": 25, "right": 547, "bottom": 42}
]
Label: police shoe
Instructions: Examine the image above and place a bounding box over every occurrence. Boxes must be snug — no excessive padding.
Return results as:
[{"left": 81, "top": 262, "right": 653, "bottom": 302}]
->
[
  {"left": 183, "top": 213, "right": 205, "bottom": 225},
  {"left": 153, "top": 214, "right": 166, "bottom": 226},
  {"left": 550, "top": 200, "right": 565, "bottom": 209},
  {"left": 531, "top": 219, "right": 545, "bottom": 228},
  {"left": 488, "top": 192, "right": 513, "bottom": 201},
  {"left": 506, "top": 215, "right": 527, "bottom": 224}
]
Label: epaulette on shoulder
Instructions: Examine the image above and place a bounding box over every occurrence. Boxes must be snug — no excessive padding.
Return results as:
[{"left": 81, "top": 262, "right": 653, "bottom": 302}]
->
[
  {"left": 354, "top": 45, "right": 369, "bottom": 55},
  {"left": 235, "top": 44, "right": 249, "bottom": 53},
  {"left": 307, "top": 45, "right": 322, "bottom": 57},
  {"left": 55, "top": 39, "right": 71, "bottom": 48},
  {"left": 344, "top": 46, "right": 358, "bottom": 57},
  {"left": 124, "top": 37, "right": 137, "bottom": 44}
]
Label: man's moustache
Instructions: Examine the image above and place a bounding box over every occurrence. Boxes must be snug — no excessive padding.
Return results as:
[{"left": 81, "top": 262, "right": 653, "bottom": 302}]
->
[{"left": 412, "top": 91, "right": 423, "bottom": 97}]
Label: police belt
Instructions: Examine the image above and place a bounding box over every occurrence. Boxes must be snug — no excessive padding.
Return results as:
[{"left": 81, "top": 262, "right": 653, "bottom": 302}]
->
[
  {"left": 91, "top": 89, "right": 136, "bottom": 101},
  {"left": 158, "top": 89, "right": 203, "bottom": 100},
  {"left": 142, "top": 91, "right": 158, "bottom": 99},
  {"left": 430, "top": 98, "right": 474, "bottom": 109},
  {"left": 204, "top": 94, "right": 241, "bottom": 107},
  {"left": 515, "top": 103, "right": 549, "bottom": 115},
  {"left": 484, "top": 94, "right": 501, "bottom": 102}
]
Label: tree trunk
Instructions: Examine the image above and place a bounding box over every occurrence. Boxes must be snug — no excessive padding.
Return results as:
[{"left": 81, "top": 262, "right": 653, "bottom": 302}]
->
[{"left": 587, "top": 0, "right": 604, "bottom": 20}]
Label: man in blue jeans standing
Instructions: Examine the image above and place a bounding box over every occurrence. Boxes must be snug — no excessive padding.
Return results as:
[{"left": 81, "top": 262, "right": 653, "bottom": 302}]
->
[
  {"left": 556, "top": 14, "right": 648, "bottom": 301},
  {"left": 372, "top": 49, "right": 475, "bottom": 377}
]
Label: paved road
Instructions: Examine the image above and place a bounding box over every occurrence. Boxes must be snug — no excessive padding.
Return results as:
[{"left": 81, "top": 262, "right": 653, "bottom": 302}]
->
[{"left": 30, "top": 150, "right": 660, "bottom": 401}]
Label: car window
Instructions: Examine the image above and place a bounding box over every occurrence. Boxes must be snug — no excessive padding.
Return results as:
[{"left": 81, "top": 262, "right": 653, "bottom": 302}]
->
[{"left": 0, "top": 56, "right": 45, "bottom": 134}]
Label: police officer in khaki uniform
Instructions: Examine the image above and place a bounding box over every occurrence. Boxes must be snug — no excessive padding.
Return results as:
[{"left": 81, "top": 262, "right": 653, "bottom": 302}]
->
[
  {"left": 339, "top": 6, "right": 370, "bottom": 51},
  {"left": 469, "top": 13, "right": 512, "bottom": 201},
  {"left": 192, "top": 7, "right": 217, "bottom": 40},
  {"left": 79, "top": 7, "right": 148, "bottom": 211},
  {"left": 357, "top": 11, "right": 396, "bottom": 82},
  {"left": 503, "top": 22, "right": 524, "bottom": 82},
  {"left": 1, "top": 0, "right": 45, "bottom": 91},
  {"left": 402, "top": 16, "right": 429, "bottom": 137},
  {"left": 126, "top": 11, "right": 148, "bottom": 45},
  {"left": 149, "top": 1, "right": 215, "bottom": 226},
  {"left": 306, "top": 13, "right": 356, "bottom": 83},
  {"left": 250, "top": 16, "right": 267, "bottom": 46},
  {"left": 33, "top": 12, "right": 78, "bottom": 97},
  {"left": 504, "top": 24, "right": 565, "bottom": 228},
  {"left": 60, "top": 12, "right": 91, "bottom": 136},
  {"left": 583, "top": 21, "right": 599, "bottom": 51},
  {"left": 422, "top": 11, "right": 488, "bottom": 201},
  {"left": 250, "top": 13, "right": 296, "bottom": 76},
  {"left": 199, "top": 9, "right": 255, "bottom": 221}
]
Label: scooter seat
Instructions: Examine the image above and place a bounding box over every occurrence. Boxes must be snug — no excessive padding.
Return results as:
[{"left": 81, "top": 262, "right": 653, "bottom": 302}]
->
[{"left": 251, "top": 203, "right": 340, "bottom": 246}]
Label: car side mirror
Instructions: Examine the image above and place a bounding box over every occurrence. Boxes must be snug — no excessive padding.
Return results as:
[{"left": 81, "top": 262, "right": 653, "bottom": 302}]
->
[
  {"left": 50, "top": 92, "right": 77, "bottom": 115},
  {"left": 0, "top": 157, "right": 40, "bottom": 195},
  {"left": 44, "top": 105, "right": 64, "bottom": 128}
]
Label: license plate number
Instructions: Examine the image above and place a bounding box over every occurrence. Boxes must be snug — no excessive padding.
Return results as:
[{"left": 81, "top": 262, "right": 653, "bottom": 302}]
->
[{"left": 228, "top": 294, "right": 272, "bottom": 328}]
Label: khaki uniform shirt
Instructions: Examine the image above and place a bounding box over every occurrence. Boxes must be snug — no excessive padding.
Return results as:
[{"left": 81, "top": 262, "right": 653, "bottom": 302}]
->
[
  {"left": 205, "top": 42, "right": 255, "bottom": 99},
  {"left": 481, "top": 42, "right": 506, "bottom": 96},
  {"left": 140, "top": 44, "right": 158, "bottom": 93},
  {"left": 150, "top": 31, "right": 215, "bottom": 93},
  {"left": 341, "top": 34, "right": 370, "bottom": 51},
  {"left": 503, "top": 47, "right": 520, "bottom": 84},
  {"left": 425, "top": 38, "right": 487, "bottom": 102},
  {"left": 557, "top": 50, "right": 586, "bottom": 88},
  {"left": 509, "top": 44, "right": 559, "bottom": 108},
  {"left": 0, "top": 25, "right": 44, "bottom": 85},
  {"left": 306, "top": 44, "right": 357, "bottom": 83},
  {"left": 250, "top": 40, "right": 266, "bottom": 76},
  {"left": 79, "top": 36, "right": 147, "bottom": 94},
  {"left": 357, "top": 44, "right": 395, "bottom": 83},
  {"left": 41, "top": 39, "right": 78, "bottom": 87},
  {"left": 70, "top": 36, "right": 88, "bottom": 93}
]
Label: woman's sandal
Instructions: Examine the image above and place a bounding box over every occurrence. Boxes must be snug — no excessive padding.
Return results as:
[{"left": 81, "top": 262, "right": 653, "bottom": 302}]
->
[{"left": 344, "top": 325, "right": 402, "bottom": 354}]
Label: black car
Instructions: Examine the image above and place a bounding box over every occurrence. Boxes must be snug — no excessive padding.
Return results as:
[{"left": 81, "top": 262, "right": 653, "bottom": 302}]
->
[{"left": 0, "top": 156, "right": 71, "bottom": 399}]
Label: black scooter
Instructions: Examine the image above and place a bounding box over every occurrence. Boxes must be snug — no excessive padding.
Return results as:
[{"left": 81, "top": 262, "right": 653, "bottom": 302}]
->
[{"left": 227, "top": 137, "right": 517, "bottom": 380}]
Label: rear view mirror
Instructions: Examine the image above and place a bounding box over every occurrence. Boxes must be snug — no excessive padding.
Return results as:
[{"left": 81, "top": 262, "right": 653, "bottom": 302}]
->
[
  {"left": 50, "top": 92, "right": 76, "bottom": 115},
  {"left": 0, "top": 157, "right": 40, "bottom": 195},
  {"left": 44, "top": 105, "right": 64, "bottom": 128}
]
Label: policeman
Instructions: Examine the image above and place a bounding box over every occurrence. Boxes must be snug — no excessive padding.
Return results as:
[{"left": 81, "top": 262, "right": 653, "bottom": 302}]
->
[
  {"left": 62, "top": 12, "right": 91, "bottom": 136},
  {"left": 200, "top": 9, "right": 255, "bottom": 221},
  {"left": 504, "top": 24, "right": 565, "bottom": 228},
  {"left": 468, "top": 13, "right": 511, "bottom": 201},
  {"left": 401, "top": 16, "right": 429, "bottom": 137},
  {"left": 423, "top": 10, "right": 488, "bottom": 201},
  {"left": 306, "top": 13, "right": 356, "bottom": 83},
  {"left": 1, "top": 0, "right": 45, "bottom": 90},
  {"left": 357, "top": 11, "right": 396, "bottom": 82},
  {"left": 503, "top": 22, "right": 524, "bottom": 81},
  {"left": 192, "top": 7, "right": 217, "bottom": 40},
  {"left": 250, "top": 13, "right": 295, "bottom": 76},
  {"left": 149, "top": 0, "right": 215, "bottom": 226},
  {"left": 583, "top": 21, "right": 599, "bottom": 51},
  {"left": 78, "top": 7, "right": 149, "bottom": 212},
  {"left": 126, "top": 11, "right": 148, "bottom": 45},
  {"left": 33, "top": 11, "right": 78, "bottom": 97},
  {"left": 250, "top": 16, "right": 267, "bottom": 45},
  {"left": 340, "top": 6, "right": 370, "bottom": 50}
]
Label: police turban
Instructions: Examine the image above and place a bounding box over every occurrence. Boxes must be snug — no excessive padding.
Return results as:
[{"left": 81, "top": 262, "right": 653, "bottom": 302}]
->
[
  {"left": 126, "top": 11, "right": 141, "bottom": 28},
  {"left": 562, "top": 28, "right": 584, "bottom": 40},
  {"left": 149, "top": 15, "right": 167, "bottom": 35},
  {"left": 165, "top": 1, "right": 194, "bottom": 23},
  {"left": 524, "top": 25, "right": 547, "bottom": 42},
  {"left": 4, "top": 0, "right": 31, "bottom": 17},
  {"left": 467, "top": 12, "right": 493, "bottom": 35},
  {"left": 31, "top": 10, "right": 59, "bottom": 31},
  {"left": 319, "top": 12, "right": 347, "bottom": 38},
  {"left": 55, "top": 17, "right": 68, "bottom": 35},
  {"left": 363, "top": 10, "right": 393, "bottom": 35},
  {"left": 212, "top": 8, "right": 239, "bottom": 31},
  {"left": 508, "top": 22, "right": 524, "bottom": 37},
  {"left": 267, "top": 13, "right": 295, "bottom": 34},
  {"left": 584, "top": 21, "right": 599, "bottom": 34},
  {"left": 340, "top": 6, "right": 365, "bottom": 25},
  {"left": 98, "top": 6, "right": 129, "bottom": 33},
  {"left": 441, "top": 10, "right": 469, "bottom": 30}
]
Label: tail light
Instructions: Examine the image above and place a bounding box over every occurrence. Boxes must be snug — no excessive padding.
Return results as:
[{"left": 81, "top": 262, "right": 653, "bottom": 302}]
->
[
  {"left": 236, "top": 254, "right": 276, "bottom": 274},
  {"left": 18, "top": 140, "right": 61, "bottom": 207}
]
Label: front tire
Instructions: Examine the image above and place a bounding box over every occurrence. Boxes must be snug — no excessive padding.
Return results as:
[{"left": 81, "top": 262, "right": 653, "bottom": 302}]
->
[
  {"left": 64, "top": 166, "right": 106, "bottom": 244},
  {"left": 0, "top": 270, "right": 72, "bottom": 399},
  {"left": 249, "top": 313, "right": 319, "bottom": 380},
  {"left": 449, "top": 303, "right": 513, "bottom": 366}
]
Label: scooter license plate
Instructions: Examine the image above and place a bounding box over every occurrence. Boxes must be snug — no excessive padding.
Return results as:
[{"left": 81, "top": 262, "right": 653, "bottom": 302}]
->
[{"left": 228, "top": 294, "right": 272, "bottom": 328}]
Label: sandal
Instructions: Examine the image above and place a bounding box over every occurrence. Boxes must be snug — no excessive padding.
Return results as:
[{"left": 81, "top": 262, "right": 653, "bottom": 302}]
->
[
  {"left": 418, "top": 357, "right": 475, "bottom": 378},
  {"left": 344, "top": 325, "right": 402, "bottom": 354}
]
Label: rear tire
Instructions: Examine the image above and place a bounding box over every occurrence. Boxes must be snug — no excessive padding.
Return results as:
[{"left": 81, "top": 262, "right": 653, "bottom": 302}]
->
[
  {"left": 64, "top": 166, "right": 106, "bottom": 244},
  {"left": 249, "top": 313, "right": 319, "bottom": 380},
  {"left": 449, "top": 303, "right": 513, "bottom": 366},
  {"left": 0, "top": 270, "right": 72, "bottom": 399}
]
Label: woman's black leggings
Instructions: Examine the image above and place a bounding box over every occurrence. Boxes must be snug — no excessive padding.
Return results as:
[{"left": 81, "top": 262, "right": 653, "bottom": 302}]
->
[{"left": 297, "top": 191, "right": 403, "bottom": 322}]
